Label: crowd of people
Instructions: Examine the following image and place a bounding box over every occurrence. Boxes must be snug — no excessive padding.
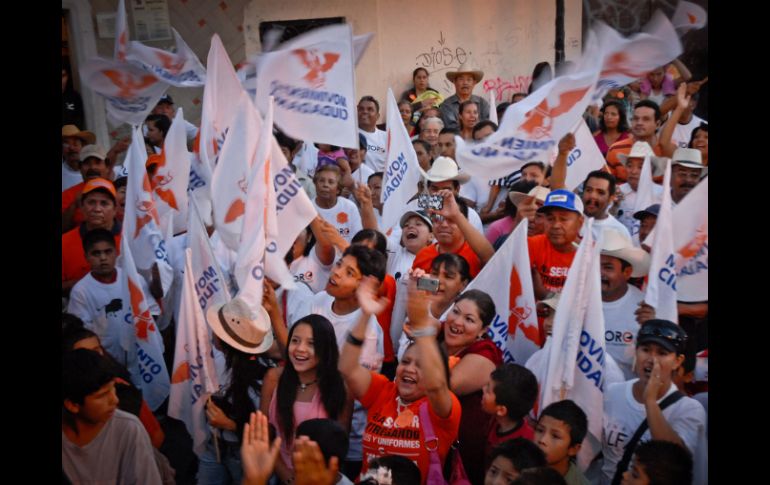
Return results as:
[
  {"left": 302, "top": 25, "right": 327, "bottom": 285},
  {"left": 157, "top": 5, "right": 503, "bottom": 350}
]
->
[{"left": 62, "top": 49, "right": 708, "bottom": 485}]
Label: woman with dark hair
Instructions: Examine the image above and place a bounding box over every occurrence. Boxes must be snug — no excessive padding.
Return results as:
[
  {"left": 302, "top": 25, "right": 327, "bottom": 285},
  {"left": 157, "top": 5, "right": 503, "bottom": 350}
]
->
[
  {"left": 688, "top": 123, "right": 708, "bottom": 166},
  {"left": 260, "top": 314, "right": 353, "bottom": 484},
  {"left": 528, "top": 62, "right": 553, "bottom": 94},
  {"left": 399, "top": 100, "right": 416, "bottom": 137},
  {"left": 593, "top": 100, "right": 630, "bottom": 158},
  {"left": 400, "top": 67, "right": 444, "bottom": 119},
  {"left": 458, "top": 100, "right": 480, "bottom": 141}
]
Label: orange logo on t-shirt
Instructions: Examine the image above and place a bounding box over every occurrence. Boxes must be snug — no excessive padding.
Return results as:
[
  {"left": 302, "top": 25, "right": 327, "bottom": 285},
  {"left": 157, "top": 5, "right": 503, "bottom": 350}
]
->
[{"left": 337, "top": 212, "right": 349, "bottom": 224}]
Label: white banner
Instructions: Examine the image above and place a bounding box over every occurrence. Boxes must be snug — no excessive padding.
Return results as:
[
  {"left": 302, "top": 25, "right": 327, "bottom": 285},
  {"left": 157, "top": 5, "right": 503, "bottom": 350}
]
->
[
  {"left": 454, "top": 32, "right": 602, "bottom": 181},
  {"left": 80, "top": 57, "right": 169, "bottom": 126},
  {"left": 593, "top": 11, "right": 682, "bottom": 100},
  {"left": 153, "top": 108, "right": 191, "bottom": 236},
  {"left": 381, "top": 88, "right": 423, "bottom": 232},
  {"left": 464, "top": 220, "right": 540, "bottom": 364},
  {"left": 168, "top": 249, "right": 220, "bottom": 457},
  {"left": 126, "top": 28, "right": 206, "bottom": 87},
  {"left": 672, "top": 1, "right": 708, "bottom": 35},
  {"left": 114, "top": 0, "right": 128, "bottom": 61},
  {"left": 540, "top": 218, "right": 607, "bottom": 469},
  {"left": 256, "top": 24, "right": 358, "bottom": 148},
  {"left": 672, "top": 177, "right": 708, "bottom": 302},
  {"left": 549, "top": 119, "right": 606, "bottom": 191},
  {"left": 122, "top": 126, "right": 174, "bottom": 294},
  {"left": 120, "top": 234, "right": 170, "bottom": 411},
  {"left": 643, "top": 161, "right": 678, "bottom": 322},
  {"left": 189, "top": 197, "right": 233, "bottom": 308}
]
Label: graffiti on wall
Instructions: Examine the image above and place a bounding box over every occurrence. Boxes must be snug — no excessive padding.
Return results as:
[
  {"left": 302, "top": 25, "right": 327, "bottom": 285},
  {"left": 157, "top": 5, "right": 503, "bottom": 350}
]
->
[{"left": 482, "top": 76, "right": 533, "bottom": 102}]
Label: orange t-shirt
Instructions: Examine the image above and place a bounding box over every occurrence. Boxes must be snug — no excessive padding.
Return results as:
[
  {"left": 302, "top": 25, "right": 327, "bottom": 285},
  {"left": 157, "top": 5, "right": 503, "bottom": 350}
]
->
[
  {"left": 62, "top": 223, "right": 122, "bottom": 284},
  {"left": 605, "top": 136, "right": 664, "bottom": 183},
  {"left": 411, "top": 241, "right": 482, "bottom": 278},
  {"left": 61, "top": 182, "right": 85, "bottom": 226},
  {"left": 377, "top": 274, "right": 397, "bottom": 363},
  {"left": 527, "top": 234, "right": 577, "bottom": 293},
  {"left": 359, "top": 372, "right": 462, "bottom": 484}
]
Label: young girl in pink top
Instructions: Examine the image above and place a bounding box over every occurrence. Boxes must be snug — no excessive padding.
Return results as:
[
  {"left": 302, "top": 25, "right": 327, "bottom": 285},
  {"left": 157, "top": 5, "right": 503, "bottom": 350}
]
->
[{"left": 260, "top": 314, "right": 353, "bottom": 483}]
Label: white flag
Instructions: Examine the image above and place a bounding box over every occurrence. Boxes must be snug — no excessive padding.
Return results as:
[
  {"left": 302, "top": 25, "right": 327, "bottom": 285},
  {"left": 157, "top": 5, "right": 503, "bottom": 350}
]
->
[
  {"left": 381, "top": 88, "right": 423, "bottom": 231},
  {"left": 198, "top": 34, "right": 246, "bottom": 172},
  {"left": 540, "top": 218, "right": 607, "bottom": 469},
  {"left": 488, "top": 89, "right": 498, "bottom": 125},
  {"left": 168, "top": 249, "right": 220, "bottom": 457},
  {"left": 256, "top": 24, "right": 358, "bottom": 148},
  {"left": 122, "top": 126, "right": 174, "bottom": 294},
  {"left": 120, "top": 234, "right": 170, "bottom": 411},
  {"left": 549, "top": 119, "right": 606, "bottom": 191},
  {"left": 152, "top": 108, "right": 191, "bottom": 236},
  {"left": 126, "top": 28, "right": 206, "bottom": 87},
  {"left": 189, "top": 197, "right": 233, "bottom": 308},
  {"left": 464, "top": 220, "right": 540, "bottom": 364},
  {"left": 455, "top": 32, "right": 602, "bottom": 181},
  {"left": 644, "top": 161, "right": 678, "bottom": 322},
  {"left": 671, "top": 177, "right": 708, "bottom": 302},
  {"left": 80, "top": 58, "right": 169, "bottom": 126},
  {"left": 672, "top": 1, "right": 708, "bottom": 35},
  {"left": 114, "top": 0, "right": 128, "bottom": 61},
  {"left": 593, "top": 11, "right": 682, "bottom": 100}
]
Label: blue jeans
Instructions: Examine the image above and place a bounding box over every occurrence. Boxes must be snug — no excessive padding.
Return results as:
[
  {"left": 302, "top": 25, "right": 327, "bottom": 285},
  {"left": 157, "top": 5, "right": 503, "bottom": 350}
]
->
[{"left": 197, "top": 438, "right": 243, "bottom": 485}]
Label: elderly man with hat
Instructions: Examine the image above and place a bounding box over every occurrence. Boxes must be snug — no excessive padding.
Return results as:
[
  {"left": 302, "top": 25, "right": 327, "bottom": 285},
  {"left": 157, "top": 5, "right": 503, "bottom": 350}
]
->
[
  {"left": 151, "top": 94, "right": 198, "bottom": 142},
  {"left": 62, "top": 144, "right": 112, "bottom": 233},
  {"left": 665, "top": 147, "right": 706, "bottom": 206},
  {"left": 62, "top": 125, "right": 96, "bottom": 191},
  {"left": 439, "top": 62, "right": 490, "bottom": 131},
  {"left": 600, "top": 229, "right": 652, "bottom": 380},
  {"left": 62, "top": 178, "right": 122, "bottom": 293},
  {"left": 614, "top": 141, "right": 665, "bottom": 242}
]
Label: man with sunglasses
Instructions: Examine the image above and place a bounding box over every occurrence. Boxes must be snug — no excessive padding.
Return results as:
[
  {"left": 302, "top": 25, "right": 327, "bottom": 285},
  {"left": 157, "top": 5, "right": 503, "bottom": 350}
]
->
[{"left": 600, "top": 320, "right": 707, "bottom": 485}]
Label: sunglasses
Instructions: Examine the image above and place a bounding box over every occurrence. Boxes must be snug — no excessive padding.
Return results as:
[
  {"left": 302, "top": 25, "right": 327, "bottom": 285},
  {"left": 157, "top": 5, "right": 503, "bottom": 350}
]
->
[{"left": 638, "top": 322, "right": 686, "bottom": 349}]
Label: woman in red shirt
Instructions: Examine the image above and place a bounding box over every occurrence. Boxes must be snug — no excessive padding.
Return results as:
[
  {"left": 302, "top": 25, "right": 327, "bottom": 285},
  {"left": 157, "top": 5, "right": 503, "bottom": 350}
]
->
[{"left": 339, "top": 275, "right": 461, "bottom": 484}]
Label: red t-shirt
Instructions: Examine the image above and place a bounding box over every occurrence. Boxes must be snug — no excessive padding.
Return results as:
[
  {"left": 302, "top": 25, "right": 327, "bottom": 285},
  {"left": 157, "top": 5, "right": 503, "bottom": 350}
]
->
[
  {"left": 377, "top": 274, "right": 397, "bottom": 363},
  {"left": 527, "top": 234, "right": 577, "bottom": 294},
  {"left": 62, "top": 223, "right": 122, "bottom": 284},
  {"left": 359, "top": 372, "right": 462, "bottom": 484},
  {"left": 485, "top": 419, "right": 535, "bottom": 470},
  {"left": 412, "top": 241, "right": 482, "bottom": 278},
  {"left": 61, "top": 182, "right": 85, "bottom": 226}
]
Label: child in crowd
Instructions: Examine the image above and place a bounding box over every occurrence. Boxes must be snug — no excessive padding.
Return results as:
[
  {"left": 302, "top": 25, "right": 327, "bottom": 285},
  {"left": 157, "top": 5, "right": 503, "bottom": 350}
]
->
[
  {"left": 534, "top": 400, "right": 591, "bottom": 485},
  {"left": 484, "top": 438, "right": 547, "bottom": 485}
]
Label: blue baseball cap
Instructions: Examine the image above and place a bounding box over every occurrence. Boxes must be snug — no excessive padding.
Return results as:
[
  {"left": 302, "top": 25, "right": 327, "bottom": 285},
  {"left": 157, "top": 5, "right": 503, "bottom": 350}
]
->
[
  {"left": 537, "top": 189, "right": 584, "bottom": 215},
  {"left": 633, "top": 204, "right": 660, "bottom": 220}
]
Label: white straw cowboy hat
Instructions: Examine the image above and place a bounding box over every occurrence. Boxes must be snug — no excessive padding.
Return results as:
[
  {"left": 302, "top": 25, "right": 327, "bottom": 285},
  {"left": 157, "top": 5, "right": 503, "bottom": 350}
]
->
[
  {"left": 617, "top": 141, "right": 667, "bottom": 176},
  {"left": 446, "top": 61, "right": 484, "bottom": 83},
  {"left": 419, "top": 156, "right": 471, "bottom": 184},
  {"left": 206, "top": 297, "right": 274, "bottom": 354},
  {"left": 600, "top": 228, "right": 651, "bottom": 278},
  {"left": 509, "top": 185, "right": 551, "bottom": 206}
]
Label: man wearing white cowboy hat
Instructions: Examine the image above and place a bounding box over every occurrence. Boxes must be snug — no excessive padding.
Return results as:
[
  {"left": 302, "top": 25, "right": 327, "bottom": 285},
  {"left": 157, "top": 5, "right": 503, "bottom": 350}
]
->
[
  {"left": 439, "top": 61, "right": 490, "bottom": 131},
  {"left": 614, "top": 141, "right": 665, "bottom": 239},
  {"left": 403, "top": 156, "right": 485, "bottom": 234},
  {"left": 666, "top": 147, "right": 705, "bottom": 205},
  {"left": 600, "top": 228, "right": 652, "bottom": 379}
]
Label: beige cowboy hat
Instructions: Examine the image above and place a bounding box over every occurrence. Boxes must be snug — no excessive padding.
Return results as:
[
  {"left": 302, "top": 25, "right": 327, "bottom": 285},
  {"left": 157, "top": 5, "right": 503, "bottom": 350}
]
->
[
  {"left": 446, "top": 61, "right": 484, "bottom": 83},
  {"left": 508, "top": 185, "right": 551, "bottom": 206},
  {"left": 205, "top": 297, "right": 274, "bottom": 354},
  {"left": 617, "top": 141, "right": 667, "bottom": 176},
  {"left": 62, "top": 124, "right": 96, "bottom": 145},
  {"left": 419, "top": 156, "right": 471, "bottom": 184},
  {"left": 600, "top": 228, "right": 651, "bottom": 278}
]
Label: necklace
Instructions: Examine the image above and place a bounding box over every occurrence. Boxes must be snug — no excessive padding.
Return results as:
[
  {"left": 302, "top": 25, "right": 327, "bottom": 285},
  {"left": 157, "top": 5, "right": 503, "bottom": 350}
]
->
[{"left": 298, "top": 380, "right": 317, "bottom": 392}]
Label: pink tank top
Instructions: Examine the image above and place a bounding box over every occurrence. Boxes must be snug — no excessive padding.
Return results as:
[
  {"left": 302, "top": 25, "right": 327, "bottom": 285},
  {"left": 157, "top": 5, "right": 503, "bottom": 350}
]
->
[{"left": 269, "top": 387, "right": 329, "bottom": 470}]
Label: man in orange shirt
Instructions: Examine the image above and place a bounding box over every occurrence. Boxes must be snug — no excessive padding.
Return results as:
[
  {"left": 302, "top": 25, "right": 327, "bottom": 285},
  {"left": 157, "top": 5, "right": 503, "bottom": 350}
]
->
[
  {"left": 62, "top": 145, "right": 113, "bottom": 233},
  {"left": 606, "top": 100, "right": 664, "bottom": 183},
  {"left": 62, "top": 178, "right": 122, "bottom": 295}
]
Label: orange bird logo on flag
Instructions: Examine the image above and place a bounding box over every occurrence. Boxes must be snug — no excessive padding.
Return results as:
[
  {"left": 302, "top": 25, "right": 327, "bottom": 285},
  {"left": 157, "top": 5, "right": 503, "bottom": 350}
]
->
[
  {"left": 519, "top": 86, "right": 590, "bottom": 139},
  {"left": 102, "top": 70, "right": 158, "bottom": 98},
  {"left": 155, "top": 51, "right": 185, "bottom": 74},
  {"left": 600, "top": 52, "right": 650, "bottom": 80},
  {"left": 171, "top": 361, "right": 191, "bottom": 384},
  {"left": 149, "top": 152, "right": 179, "bottom": 210},
  {"left": 134, "top": 173, "right": 161, "bottom": 237},
  {"left": 128, "top": 276, "right": 156, "bottom": 341},
  {"left": 687, "top": 13, "right": 697, "bottom": 24},
  {"left": 509, "top": 266, "right": 538, "bottom": 343},
  {"left": 224, "top": 176, "right": 248, "bottom": 223},
  {"left": 677, "top": 223, "right": 707, "bottom": 260},
  {"left": 292, "top": 49, "right": 341, "bottom": 88}
]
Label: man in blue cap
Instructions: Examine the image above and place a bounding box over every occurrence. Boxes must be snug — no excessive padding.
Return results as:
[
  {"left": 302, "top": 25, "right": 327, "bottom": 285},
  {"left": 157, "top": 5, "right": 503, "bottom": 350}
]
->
[{"left": 633, "top": 204, "right": 660, "bottom": 251}]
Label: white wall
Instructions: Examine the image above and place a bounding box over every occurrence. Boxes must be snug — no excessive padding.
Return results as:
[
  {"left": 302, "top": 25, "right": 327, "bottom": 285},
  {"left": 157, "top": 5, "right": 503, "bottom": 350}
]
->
[{"left": 244, "top": 0, "right": 582, "bottom": 120}]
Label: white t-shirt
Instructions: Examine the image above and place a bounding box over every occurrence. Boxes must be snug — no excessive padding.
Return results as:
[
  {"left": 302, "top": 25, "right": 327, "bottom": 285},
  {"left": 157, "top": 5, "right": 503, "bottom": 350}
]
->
[
  {"left": 592, "top": 214, "right": 632, "bottom": 243},
  {"left": 67, "top": 268, "right": 154, "bottom": 367},
  {"left": 62, "top": 162, "right": 82, "bottom": 191},
  {"left": 359, "top": 128, "right": 388, "bottom": 172},
  {"left": 600, "top": 380, "right": 707, "bottom": 485},
  {"left": 602, "top": 285, "right": 645, "bottom": 380},
  {"left": 459, "top": 176, "right": 491, "bottom": 210},
  {"left": 290, "top": 249, "right": 333, "bottom": 294},
  {"left": 313, "top": 197, "right": 364, "bottom": 244},
  {"left": 351, "top": 163, "right": 375, "bottom": 187},
  {"left": 276, "top": 281, "right": 314, "bottom": 328},
  {"left": 292, "top": 142, "right": 320, "bottom": 178},
  {"left": 310, "top": 291, "right": 384, "bottom": 372},
  {"left": 669, "top": 115, "right": 706, "bottom": 149}
]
